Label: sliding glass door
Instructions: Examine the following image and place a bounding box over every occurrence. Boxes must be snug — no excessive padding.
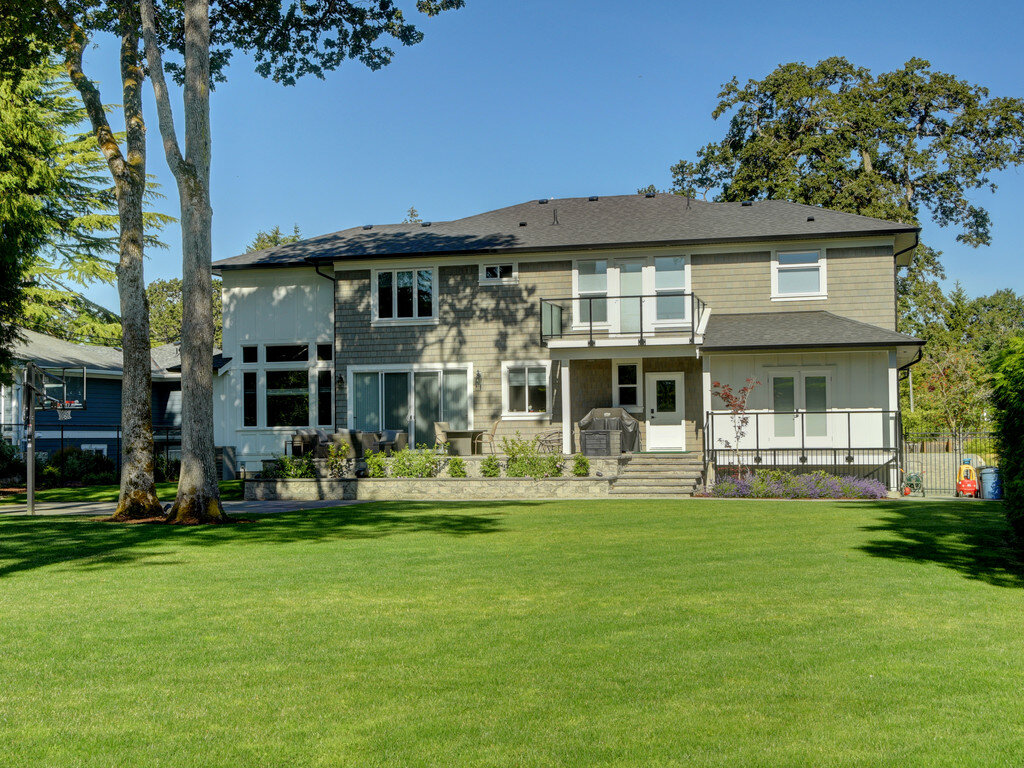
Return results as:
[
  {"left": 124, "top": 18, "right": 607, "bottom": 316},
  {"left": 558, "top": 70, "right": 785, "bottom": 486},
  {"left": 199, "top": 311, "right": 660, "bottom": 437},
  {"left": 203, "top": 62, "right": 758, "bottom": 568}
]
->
[{"left": 350, "top": 368, "right": 471, "bottom": 446}]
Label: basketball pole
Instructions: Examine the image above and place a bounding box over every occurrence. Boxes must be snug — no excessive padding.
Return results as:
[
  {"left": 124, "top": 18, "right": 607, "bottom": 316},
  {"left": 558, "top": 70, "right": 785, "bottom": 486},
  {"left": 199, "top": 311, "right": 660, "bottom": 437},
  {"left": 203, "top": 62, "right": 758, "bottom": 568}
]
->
[{"left": 24, "top": 367, "right": 35, "bottom": 516}]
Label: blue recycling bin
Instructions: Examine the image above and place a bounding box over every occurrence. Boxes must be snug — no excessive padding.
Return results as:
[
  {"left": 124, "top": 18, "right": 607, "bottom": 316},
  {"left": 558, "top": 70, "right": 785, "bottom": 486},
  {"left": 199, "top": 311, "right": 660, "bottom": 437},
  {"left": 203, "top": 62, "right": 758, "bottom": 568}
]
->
[{"left": 980, "top": 467, "right": 1002, "bottom": 500}]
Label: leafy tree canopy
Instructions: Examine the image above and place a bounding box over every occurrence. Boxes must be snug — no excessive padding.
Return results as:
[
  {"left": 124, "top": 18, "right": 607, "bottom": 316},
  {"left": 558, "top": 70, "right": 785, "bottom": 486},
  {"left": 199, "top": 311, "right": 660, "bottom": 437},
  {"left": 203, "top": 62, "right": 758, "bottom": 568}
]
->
[
  {"left": 246, "top": 224, "right": 301, "bottom": 252},
  {"left": 402, "top": 206, "right": 422, "bottom": 223},
  {"left": 671, "top": 57, "right": 1024, "bottom": 248},
  {"left": 147, "top": 277, "right": 222, "bottom": 349}
]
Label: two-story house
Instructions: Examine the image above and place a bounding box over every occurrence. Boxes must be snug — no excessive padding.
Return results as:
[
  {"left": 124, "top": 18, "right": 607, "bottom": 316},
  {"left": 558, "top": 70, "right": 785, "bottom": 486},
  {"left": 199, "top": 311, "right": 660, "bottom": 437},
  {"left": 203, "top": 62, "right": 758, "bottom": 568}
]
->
[{"left": 211, "top": 193, "right": 922, "bottom": 485}]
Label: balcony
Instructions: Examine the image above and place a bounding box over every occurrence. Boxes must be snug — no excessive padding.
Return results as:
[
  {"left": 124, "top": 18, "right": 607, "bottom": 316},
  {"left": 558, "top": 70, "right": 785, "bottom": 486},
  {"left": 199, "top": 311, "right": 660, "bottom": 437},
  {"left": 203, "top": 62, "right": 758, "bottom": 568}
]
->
[{"left": 540, "top": 291, "right": 709, "bottom": 347}]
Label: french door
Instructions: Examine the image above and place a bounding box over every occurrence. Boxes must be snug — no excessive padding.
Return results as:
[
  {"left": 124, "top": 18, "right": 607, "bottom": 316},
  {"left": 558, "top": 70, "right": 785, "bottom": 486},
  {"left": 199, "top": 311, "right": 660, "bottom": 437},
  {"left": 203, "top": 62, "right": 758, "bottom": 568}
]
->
[{"left": 770, "top": 371, "right": 831, "bottom": 445}]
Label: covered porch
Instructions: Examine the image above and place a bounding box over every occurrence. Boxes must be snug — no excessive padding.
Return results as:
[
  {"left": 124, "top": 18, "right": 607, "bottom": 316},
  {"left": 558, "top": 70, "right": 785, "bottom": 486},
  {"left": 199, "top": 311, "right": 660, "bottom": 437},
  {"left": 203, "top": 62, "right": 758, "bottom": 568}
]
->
[{"left": 554, "top": 350, "right": 704, "bottom": 455}]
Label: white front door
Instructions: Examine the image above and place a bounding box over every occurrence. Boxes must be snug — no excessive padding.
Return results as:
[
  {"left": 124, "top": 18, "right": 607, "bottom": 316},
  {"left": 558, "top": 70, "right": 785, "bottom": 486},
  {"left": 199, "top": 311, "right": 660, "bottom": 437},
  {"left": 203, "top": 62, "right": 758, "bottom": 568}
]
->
[{"left": 644, "top": 372, "right": 686, "bottom": 451}]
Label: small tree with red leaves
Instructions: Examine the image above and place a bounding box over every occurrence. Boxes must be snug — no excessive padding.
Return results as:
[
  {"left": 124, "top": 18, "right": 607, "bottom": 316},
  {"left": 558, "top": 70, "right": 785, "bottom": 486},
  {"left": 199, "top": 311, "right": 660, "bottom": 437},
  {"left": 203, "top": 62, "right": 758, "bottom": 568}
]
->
[{"left": 711, "top": 378, "right": 761, "bottom": 475}]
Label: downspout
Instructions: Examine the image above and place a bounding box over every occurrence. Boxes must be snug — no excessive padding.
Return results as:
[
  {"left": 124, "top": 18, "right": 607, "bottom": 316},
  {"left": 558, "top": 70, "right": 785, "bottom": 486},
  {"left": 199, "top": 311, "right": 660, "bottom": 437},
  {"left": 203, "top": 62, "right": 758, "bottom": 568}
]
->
[
  {"left": 892, "top": 231, "right": 919, "bottom": 331},
  {"left": 307, "top": 258, "right": 336, "bottom": 283}
]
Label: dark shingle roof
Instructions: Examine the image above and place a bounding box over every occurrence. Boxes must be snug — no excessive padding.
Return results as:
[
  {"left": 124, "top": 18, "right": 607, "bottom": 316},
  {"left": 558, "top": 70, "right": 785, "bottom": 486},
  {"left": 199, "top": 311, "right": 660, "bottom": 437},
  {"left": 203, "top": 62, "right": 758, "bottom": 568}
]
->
[
  {"left": 213, "top": 195, "right": 919, "bottom": 270},
  {"left": 702, "top": 311, "right": 923, "bottom": 351},
  {"left": 14, "top": 329, "right": 228, "bottom": 374}
]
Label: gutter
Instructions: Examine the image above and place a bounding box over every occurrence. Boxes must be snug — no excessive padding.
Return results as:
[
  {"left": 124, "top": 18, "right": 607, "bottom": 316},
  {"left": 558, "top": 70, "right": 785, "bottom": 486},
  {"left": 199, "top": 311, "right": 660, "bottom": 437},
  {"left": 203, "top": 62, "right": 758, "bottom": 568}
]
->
[
  {"left": 308, "top": 258, "right": 336, "bottom": 283},
  {"left": 892, "top": 230, "right": 919, "bottom": 263}
]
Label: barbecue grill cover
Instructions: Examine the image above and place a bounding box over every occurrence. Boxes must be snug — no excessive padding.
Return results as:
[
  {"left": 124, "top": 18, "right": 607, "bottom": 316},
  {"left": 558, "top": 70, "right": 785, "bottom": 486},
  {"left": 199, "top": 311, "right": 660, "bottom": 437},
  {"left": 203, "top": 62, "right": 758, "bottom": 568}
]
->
[{"left": 578, "top": 407, "right": 639, "bottom": 452}]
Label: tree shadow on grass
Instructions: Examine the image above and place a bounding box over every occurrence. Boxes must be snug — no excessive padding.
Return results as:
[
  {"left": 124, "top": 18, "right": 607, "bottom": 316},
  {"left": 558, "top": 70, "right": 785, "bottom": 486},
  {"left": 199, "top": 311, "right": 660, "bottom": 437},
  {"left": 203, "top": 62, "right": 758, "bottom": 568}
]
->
[
  {"left": 0, "top": 501, "right": 516, "bottom": 579},
  {"left": 858, "top": 500, "right": 1024, "bottom": 588}
]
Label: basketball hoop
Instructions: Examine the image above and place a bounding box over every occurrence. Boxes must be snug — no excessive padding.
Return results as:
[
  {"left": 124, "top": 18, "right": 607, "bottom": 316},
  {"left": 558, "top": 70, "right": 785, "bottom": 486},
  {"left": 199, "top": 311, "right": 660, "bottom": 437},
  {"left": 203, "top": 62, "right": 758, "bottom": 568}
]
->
[{"left": 57, "top": 407, "right": 72, "bottom": 421}]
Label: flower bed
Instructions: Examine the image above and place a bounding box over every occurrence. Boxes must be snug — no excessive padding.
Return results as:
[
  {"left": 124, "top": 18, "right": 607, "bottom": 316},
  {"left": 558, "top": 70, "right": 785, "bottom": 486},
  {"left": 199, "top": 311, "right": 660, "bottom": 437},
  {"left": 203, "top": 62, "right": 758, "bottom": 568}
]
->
[{"left": 705, "top": 470, "right": 887, "bottom": 500}]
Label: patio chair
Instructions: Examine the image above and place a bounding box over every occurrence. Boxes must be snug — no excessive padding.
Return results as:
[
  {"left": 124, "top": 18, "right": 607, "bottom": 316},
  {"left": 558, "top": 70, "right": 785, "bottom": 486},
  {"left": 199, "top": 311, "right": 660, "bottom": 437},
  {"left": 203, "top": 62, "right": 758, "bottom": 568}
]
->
[
  {"left": 473, "top": 420, "right": 501, "bottom": 455},
  {"left": 434, "top": 421, "right": 451, "bottom": 449},
  {"left": 536, "top": 428, "right": 563, "bottom": 454}
]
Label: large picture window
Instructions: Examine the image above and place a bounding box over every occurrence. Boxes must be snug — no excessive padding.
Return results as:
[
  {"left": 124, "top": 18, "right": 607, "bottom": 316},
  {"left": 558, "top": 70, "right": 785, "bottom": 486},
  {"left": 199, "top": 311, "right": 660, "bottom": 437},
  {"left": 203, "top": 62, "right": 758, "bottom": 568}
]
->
[
  {"left": 375, "top": 268, "right": 436, "bottom": 321},
  {"left": 238, "top": 341, "right": 333, "bottom": 428},
  {"left": 266, "top": 370, "right": 309, "bottom": 427},
  {"left": 772, "top": 250, "right": 826, "bottom": 299},
  {"left": 502, "top": 361, "right": 551, "bottom": 418}
]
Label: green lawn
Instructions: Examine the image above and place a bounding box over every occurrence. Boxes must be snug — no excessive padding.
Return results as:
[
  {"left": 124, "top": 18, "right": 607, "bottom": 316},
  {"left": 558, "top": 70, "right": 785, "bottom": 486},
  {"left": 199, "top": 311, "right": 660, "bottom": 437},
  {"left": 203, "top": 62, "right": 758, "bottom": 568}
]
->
[
  {"left": 1, "top": 499, "right": 1022, "bottom": 767},
  {"left": 0, "top": 479, "right": 242, "bottom": 504}
]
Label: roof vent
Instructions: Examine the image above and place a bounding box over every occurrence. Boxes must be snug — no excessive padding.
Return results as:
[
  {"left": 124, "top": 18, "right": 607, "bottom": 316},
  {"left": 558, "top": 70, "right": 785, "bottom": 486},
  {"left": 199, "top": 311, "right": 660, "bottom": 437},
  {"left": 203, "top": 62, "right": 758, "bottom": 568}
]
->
[
  {"left": 588, "top": 196, "right": 599, "bottom": 201},
  {"left": 421, "top": 221, "right": 431, "bottom": 227},
  {"left": 538, "top": 199, "right": 549, "bottom": 204},
  {"left": 741, "top": 201, "right": 753, "bottom": 207},
  {"left": 519, "top": 221, "right": 528, "bottom": 227},
  {"left": 645, "top": 192, "right": 656, "bottom": 198},
  {"left": 362, "top": 224, "right": 373, "bottom": 230},
  {"left": 806, "top": 215, "right": 815, "bottom": 222}
]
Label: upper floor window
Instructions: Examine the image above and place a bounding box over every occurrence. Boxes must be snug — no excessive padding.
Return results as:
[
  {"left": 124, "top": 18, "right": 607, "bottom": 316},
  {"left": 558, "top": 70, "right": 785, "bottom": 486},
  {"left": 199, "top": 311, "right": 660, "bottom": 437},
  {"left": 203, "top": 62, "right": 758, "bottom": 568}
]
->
[
  {"left": 772, "top": 250, "right": 827, "bottom": 300},
  {"left": 479, "top": 262, "right": 518, "bottom": 285},
  {"left": 576, "top": 259, "right": 608, "bottom": 324},
  {"left": 654, "top": 256, "right": 688, "bottom": 321},
  {"left": 374, "top": 268, "right": 437, "bottom": 322}
]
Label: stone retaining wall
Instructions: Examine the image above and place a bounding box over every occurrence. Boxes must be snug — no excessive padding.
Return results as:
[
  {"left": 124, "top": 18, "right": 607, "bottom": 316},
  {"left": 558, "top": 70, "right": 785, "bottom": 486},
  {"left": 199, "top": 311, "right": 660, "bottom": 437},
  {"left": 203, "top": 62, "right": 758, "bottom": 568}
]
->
[{"left": 246, "top": 477, "right": 613, "bottom": 501}]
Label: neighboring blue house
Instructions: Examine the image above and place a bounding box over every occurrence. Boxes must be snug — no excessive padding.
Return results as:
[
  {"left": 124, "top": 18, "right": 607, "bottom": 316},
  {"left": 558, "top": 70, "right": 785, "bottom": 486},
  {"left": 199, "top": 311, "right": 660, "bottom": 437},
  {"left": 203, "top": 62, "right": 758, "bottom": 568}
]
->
[{"left": 0, "top": 328, "right": 189, "bottom": 463}]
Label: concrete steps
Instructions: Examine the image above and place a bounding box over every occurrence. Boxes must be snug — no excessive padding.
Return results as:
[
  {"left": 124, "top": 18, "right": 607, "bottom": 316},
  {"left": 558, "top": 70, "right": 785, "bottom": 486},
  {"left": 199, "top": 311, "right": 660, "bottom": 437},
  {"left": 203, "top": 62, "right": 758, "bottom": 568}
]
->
[{"left": 609, "top": 454, "right": 704, "bottom": 497}]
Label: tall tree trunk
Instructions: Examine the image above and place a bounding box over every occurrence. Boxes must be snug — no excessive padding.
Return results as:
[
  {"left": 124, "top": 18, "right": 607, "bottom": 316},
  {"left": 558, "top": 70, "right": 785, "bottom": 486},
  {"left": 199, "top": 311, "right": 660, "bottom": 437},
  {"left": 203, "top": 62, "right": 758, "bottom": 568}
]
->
[
  {"left": 65, "top": 8, "right": 162, "bottom": 520},
  {"left": 141, "top": 0, "right": 226, "bottom": 523}
]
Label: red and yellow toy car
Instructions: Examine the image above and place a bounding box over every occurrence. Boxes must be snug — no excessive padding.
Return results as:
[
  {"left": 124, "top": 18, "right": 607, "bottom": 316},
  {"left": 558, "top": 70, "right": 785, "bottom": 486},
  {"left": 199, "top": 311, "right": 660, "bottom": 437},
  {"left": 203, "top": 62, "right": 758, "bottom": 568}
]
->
[{"left": 956, "top": 462, "right": 979, "bottom": 498}]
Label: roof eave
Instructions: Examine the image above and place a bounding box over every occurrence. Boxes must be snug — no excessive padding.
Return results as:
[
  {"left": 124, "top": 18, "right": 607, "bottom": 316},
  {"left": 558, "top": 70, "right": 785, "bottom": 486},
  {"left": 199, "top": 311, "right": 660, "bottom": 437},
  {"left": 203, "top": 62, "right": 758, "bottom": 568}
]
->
[
  {"left": 702, "top": 339, "right": 924, "bottom": 353},
  {"left": 212, "top": 227, "right": 921, "bottom": 271}
]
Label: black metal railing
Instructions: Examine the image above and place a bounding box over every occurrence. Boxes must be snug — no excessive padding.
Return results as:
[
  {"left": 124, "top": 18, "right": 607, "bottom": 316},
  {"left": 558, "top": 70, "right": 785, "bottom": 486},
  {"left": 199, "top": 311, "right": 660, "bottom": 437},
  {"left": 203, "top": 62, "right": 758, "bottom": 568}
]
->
[
  {"left": 703, "top": 409, "right": 903, "bottom": 488},
  {"left": 540, "top": 291, "right": 706, "bottom": 346},
  {"left": 0, "top": 421, "right": 181, "bottom": 485}
]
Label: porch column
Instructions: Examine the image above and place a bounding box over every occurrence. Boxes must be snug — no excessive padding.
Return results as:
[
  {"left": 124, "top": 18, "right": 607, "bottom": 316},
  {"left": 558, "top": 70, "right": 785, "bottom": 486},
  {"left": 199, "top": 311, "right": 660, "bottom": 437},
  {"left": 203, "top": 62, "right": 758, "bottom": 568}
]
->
[{"left": 560, "top": 359, "right": 572, "bottom": 454}]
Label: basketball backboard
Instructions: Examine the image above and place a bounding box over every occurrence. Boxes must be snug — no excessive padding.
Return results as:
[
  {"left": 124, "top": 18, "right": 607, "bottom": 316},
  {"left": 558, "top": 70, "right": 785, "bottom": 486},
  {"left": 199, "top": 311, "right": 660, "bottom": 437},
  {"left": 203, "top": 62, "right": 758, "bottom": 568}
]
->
[{"left": 24, "top": 363, "right": 87, "bottom": 411}]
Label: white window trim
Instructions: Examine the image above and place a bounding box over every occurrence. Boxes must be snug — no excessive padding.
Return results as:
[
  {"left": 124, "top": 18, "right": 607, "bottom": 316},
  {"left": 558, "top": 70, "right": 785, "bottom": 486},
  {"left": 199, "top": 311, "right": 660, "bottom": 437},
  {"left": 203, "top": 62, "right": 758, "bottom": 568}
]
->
[
  {"left": 500, "top": 360, "right": 553, "bottom": 420},
  {"left": 237, "top": 341, "right": 334, "bottom": 430},
  {"left": 612, "top": 359, "right": 644, "bottom": 413},
  {"left": 573, "top": 255, "right": 693, "bottom": 333},
  {"left": 371, "top": 266, "right": 439, "bottom": 325},
  {"left": 571, "top": 258, "right": 611, "bottom": 331},
  {"left": 771, "top": 249, "right": 827, "bottom": 301},
  {"left": 766, "top": 367, "right": 834, "bottom": 443},
  {"left": 478, "top": 261, "right": 519, "bottom": 286}
]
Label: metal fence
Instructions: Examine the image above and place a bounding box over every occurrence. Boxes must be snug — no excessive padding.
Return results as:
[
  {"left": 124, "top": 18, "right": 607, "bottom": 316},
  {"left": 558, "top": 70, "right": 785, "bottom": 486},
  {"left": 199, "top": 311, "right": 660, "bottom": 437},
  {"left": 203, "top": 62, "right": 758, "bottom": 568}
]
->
[
  {"left": 901, "top": 431, "right": 999, "bottom": 497},
  {"left": 704, "top": 409, "right": 903, "bottom": 488},
  {"left": 0, "top": 421, "right": 181, "bottom": 484}
]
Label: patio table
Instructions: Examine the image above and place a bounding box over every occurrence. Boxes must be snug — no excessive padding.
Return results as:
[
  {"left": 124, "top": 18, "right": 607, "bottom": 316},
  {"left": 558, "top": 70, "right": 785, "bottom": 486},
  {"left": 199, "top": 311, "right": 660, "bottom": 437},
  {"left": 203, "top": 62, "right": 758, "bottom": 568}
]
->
[{"left": 446, "top": 429, "right": 486, "bottom": 455}]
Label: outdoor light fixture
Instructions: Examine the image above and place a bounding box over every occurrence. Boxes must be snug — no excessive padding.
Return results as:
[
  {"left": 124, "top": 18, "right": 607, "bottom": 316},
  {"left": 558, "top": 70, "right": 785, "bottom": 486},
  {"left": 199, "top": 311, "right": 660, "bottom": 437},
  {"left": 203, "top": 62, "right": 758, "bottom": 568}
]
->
[{"left": 474, "top": 370, "right": 482, "bottom": 387}]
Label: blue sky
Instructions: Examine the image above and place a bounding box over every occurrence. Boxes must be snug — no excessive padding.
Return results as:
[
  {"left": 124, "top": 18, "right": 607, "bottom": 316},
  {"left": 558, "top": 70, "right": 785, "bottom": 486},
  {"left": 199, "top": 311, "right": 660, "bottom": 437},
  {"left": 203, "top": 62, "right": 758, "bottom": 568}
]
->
[{"left": 80, "top": 0, "right": 1024, "bottom": 311}]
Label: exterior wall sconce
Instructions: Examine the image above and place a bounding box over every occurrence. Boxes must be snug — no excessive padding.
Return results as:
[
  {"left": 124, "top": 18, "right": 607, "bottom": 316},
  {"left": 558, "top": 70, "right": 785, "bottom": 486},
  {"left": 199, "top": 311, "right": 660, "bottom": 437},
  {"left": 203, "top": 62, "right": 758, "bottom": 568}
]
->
[{"left": 474, "top": 370, "right": 482, "bottom": 388}]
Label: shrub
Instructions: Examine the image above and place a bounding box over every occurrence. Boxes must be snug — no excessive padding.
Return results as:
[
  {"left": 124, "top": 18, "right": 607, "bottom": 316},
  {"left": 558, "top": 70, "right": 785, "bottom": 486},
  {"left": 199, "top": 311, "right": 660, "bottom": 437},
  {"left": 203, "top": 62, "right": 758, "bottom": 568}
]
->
[
  {"left": 540, "top": 454, "right": 563, "bottom": 478},
  {"left": 391, "top": 447, "right": 416, "bottom": 477},
  {"left": 707, "top": 469, "right": 886, "bottom": 500},
  {"left": 412, "top": 449, "right": 440, "bottom": 478},
  {"left": 481, "top": 454, "right": 501, "bottom": 478},
  {"left": 263, "top": 454, "right": 316, "bottom": 479},
  {"left": 154, "top": 455, "right": 181, "bottom": 482},
  {"left": 571, "top": 453, "right": 590, "bottom": 477},
  {"left": 448, "top": 455, "right": 467, "bottom": 478},
  {"left": 44, "top": 446, "right": 116, "bottom": 487},
  {"left": 0, "top": 439, "right": 25, "bottom": 481},
  {"left": 326, "top": 442, "right": 351, "bottom": 478},
  {"left": 992, "top": 338, "right": 1024, "bottom": 539},
  {"left": 364, "top": 450, "right": 388, "bottom": 478}
]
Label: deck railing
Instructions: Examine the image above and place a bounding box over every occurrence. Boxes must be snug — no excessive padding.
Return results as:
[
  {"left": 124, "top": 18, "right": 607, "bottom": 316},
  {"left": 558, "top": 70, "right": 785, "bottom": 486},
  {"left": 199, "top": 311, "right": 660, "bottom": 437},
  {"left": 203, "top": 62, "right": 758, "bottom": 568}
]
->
[
  {"left": 540, "top": 291, "right": 706, "bottom": 345},
  {"left": 703, "top": 409, "right": 903, "bottom": 488}
]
